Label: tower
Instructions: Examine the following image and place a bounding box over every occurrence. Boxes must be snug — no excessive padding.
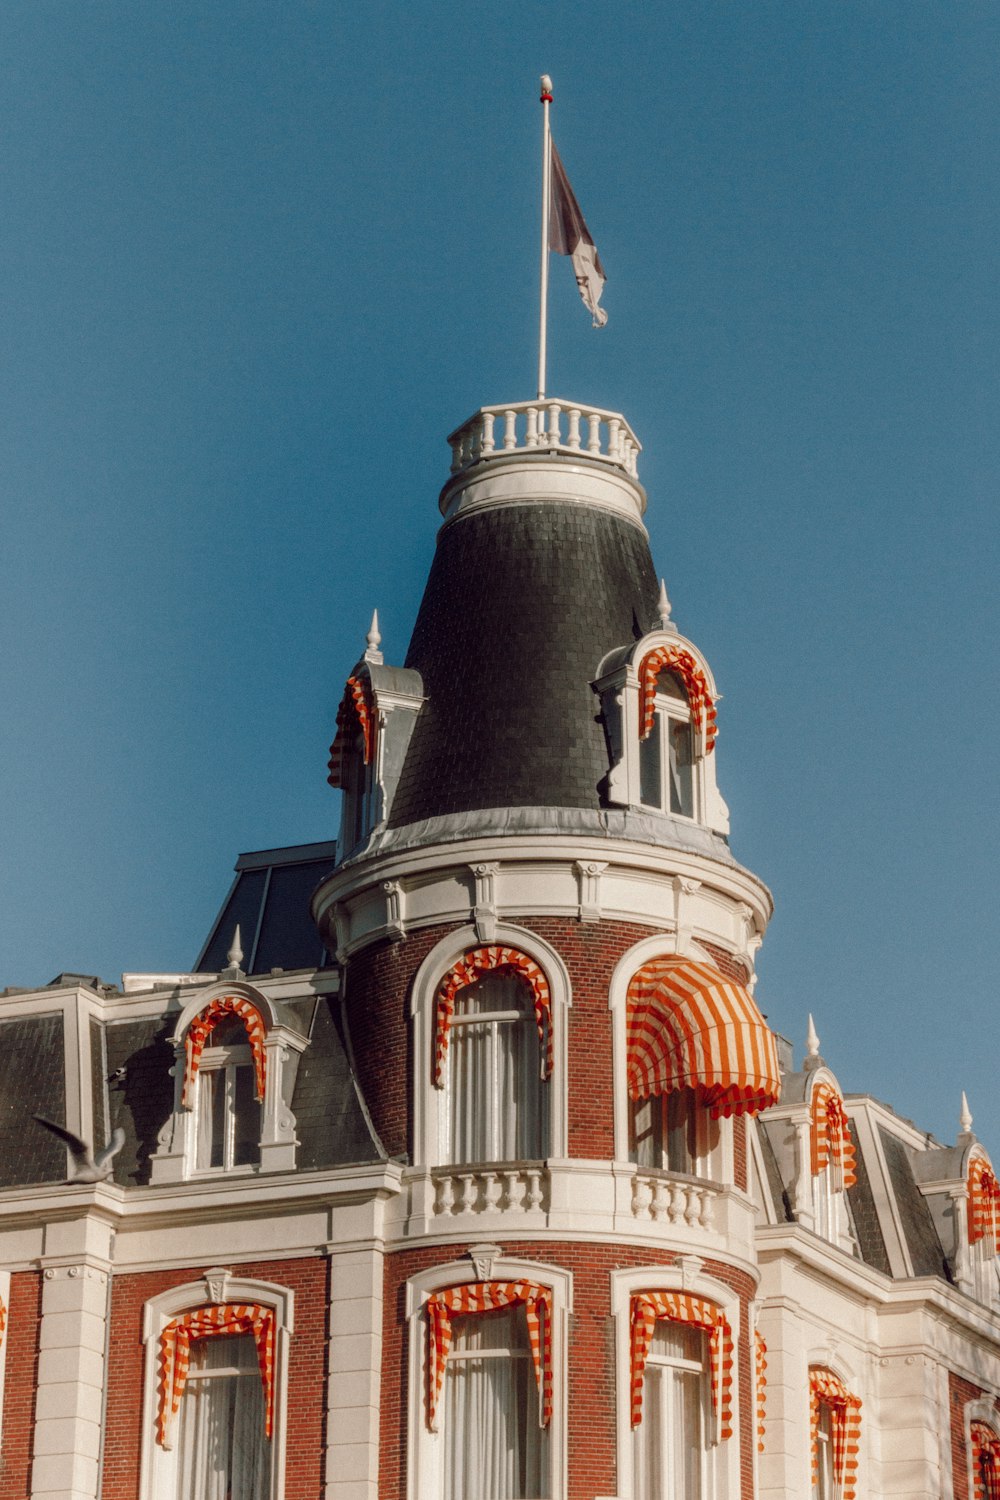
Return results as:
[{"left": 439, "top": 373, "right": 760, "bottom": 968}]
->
[{"left": 316, "top": 394, "right": 781, "bottom": 1499}]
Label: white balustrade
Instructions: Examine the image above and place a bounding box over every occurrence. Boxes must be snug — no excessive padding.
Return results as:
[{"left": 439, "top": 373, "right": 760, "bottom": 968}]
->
[
  {"left": 432, "top": 1164, "right": 549, "bottom": 1217},
  {"left": 448, "top": 399, "right": 641, "bottom": 480},
  {"left": 630, "top": 1171, "right": 716, "bottom": 1231}
]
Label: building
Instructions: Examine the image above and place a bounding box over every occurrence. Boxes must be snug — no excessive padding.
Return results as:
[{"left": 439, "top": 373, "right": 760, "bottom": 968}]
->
[{"left": 1, "top": 393, "right": 998, "bottom": 1500}]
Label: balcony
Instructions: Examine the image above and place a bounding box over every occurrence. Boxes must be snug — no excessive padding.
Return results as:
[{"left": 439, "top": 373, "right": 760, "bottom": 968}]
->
[{"left": 447, "top": 399, "right": 641, "bottom": 481}]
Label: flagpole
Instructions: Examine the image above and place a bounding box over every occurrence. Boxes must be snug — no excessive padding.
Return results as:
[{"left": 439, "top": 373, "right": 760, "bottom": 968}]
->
[{"left": 537, "top": 74, "right": 553, "bottom": 401}]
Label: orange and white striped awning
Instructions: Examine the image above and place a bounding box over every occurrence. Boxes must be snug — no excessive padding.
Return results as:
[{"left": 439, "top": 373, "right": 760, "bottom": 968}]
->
[
  {"left": 971, "top": 1419, "right": 1000, "bottom": 1500},
  {"left": 626, "top": 956, "right": 780, "bottom": 1118},
  {"left": 810, "top": 1081, "right": 857, "bottom": 1190},
  {"left": 968, "top": 1156, "right": 1000, "bottom": 1253},
  {"left": 182, "top": 995, "right": 267, "bottom": 1108},
  {"left": 326, "top": 674, "right": 376, "bottom": 789},
  {"left": 810, "top": 1366, "right": 861, "bottom": 1500},
  {"left": 426, "top": 1281, "right": 552, "bottom": 1431},
  {"left": 630, "top": 1292, "right": 733, "bottom": 1438},
  {"left": 755, "top": 1331, "right": 767, "bottom": 1454},
  {"left": 638, "top": 644, "right": 718, "bottom": 754},
  {"left": 157, "top": 1302, "right": 275, "bottom": 1446},
  {"left": 433, "top": 946, "right": 552, "bottom": 1087}
]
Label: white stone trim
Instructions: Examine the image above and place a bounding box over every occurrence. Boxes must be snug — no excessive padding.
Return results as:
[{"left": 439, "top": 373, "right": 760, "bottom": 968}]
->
[
  {"left": 0, "top": 1268, "right": 10, "bottom": 1462},
  {"left": 325, "top": 1247, "right": 383, "bottom": 1500},
  {"left": 138, "top": 1272, "right": 294, "bottom": 1500},
  {"left": 404, "top": 1253, "right": 572, "bottom": 1500},
  {"left": 610, "top": 1262, "right": 742, "bottom": 1500},
  {"left": 409, "top": 923, "right": 571, "bottom": 1167}
]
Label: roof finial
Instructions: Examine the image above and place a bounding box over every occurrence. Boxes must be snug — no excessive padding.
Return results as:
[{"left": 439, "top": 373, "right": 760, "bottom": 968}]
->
[
  {"left": 804, "top": 1012, "right": 822, "bottom": 1070},
  {"left": 225, "top": 925, "right": 244, "bottom": 975},
  {"left": 657, "top": 578, "right": 676, "bottom": 633},
  {"left": 365, "top": 608, "right": 383, "bottom": 664},
  {"left": 960, "top": 1090, "right": 974, "bottom": 1136}
]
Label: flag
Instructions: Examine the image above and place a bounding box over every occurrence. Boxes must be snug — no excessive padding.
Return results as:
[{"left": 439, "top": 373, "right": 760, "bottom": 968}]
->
[{"left": 548, "top": 140, "right": 608, "bottom": 327}]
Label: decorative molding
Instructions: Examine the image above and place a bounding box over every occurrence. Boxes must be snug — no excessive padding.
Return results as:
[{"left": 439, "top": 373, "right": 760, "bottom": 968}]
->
[
  {"left": 470, "top": 863, "right": 500, "bottom": 943},
  {"left": 382, "top": 880, "right": 407, "bottom": 941},
  {"left": 575, "top": 860, "right": 609, "bottom": 922},
  {"left": 467, "top": 1243, "right": 504, "bottom": 1281},
  {"left": 678, "top": 1254, "right": 704, "bottom": 1291},
  {"left": 203, "top": 1266, "right": 232, "bottom": 1304}
]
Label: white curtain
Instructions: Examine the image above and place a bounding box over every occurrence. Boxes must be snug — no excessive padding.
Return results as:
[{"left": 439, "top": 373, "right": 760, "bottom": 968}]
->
[
  {"left": 174, "top": 1333, "right": 268, "bottom": 1500},
  {"left": 443, "top": 1308, "right": 549, "bottom": 1500},
  {"left": 631, "top": 1324, "right": 705, "bottom": 1500},
  {"left": 448, "top": 975, "right": 548, "bottom": 1164}
]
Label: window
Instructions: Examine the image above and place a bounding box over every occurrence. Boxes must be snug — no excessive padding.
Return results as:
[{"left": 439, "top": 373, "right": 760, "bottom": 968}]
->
[
  {"left": 194, "top": 1019, "right": 262, "bottom": 1172},
  {"left": 808, "top": 1081, "right": 857, "bottom": 1247},
  {"left": 173, "top": 1333, "right": 268, "bottom": 1500},
  {"left": 442, "top": 1305, "right": 549, "bottom": 1500},
  {"left": 445, "top": 972, "right": 550, "bottom": 1165},
  {"left": 808, "top": 1367, "right": 861, "bottom": 1500},
  {"left": 630, "top": 1088, "right": 715, "bottom": 1176},
  {"left": 632, "top": 1321, "right": 710, "bottom": 1499},
  {"left": 812, "top": 1400, "right": 834, "bottom": 1500},
  {"left": 971, "top": 1420, "right": 1000, "bottom": 1500},
  {"left": 639, "top": 671, "right": 696, "bottom": 818}
]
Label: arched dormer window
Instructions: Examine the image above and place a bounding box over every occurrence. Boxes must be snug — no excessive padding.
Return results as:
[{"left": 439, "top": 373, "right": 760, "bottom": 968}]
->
[
  {"left": 967, "top": 1151, "right": 1000, "bottom": 1303},
  {"left": 594, "top": 628, "right": 729, "bottom": 836},
  {"left": 618, "top": 950, "right": 781, "bottom": 1181},
  {"left": 808, "top": 1077, "right": 857, "bottom": 1242},
  {"left": 151, "top": 983, "right": 309, "bottom": 1185},
  {"left": 328, "top": 673, "right": 379, "bottom": 853},
  {"left": 809, "top": 1366, "right": 861, "bottom": 1500}
]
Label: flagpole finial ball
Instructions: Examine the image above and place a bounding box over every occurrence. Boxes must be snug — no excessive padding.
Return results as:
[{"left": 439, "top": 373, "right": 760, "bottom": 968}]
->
[{"left": 540, "top": 74, "right": 553, "bottom": 102}]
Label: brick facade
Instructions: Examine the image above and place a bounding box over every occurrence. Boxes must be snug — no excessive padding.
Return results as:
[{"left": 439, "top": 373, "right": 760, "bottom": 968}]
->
[
  {"left": 101, "top": 1255, "right": 328, "bottom": 1500},
  {"left": 949, "top": 1370, "right": 1000, "bottom": 1500},
  {"left": 382, "top": 1240, "right": 757, "bottom": 1500},
  {"left": 0, "top": 1272, "right": 42, "bottom": 1500}
]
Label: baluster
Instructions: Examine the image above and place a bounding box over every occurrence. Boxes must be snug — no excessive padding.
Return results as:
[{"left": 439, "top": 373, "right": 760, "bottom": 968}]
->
[
  {"left": 566, "top": 408, "right": 582, "bottom": 449},
  {"left": 607, "top": 417, "right": 622, "bottom": 463},
  {"left": 449, "top": 437, "right": 463, "bottom": 473},
  {"left": 436, "top": 1174, "right": 455, "bottom": 1216},
  {"left": 684, "top": 1184, "right": 701, "bottom": 1226},
  {"left": 503, "top": 409, "right": 517, "bottom": 450},
  {"left": 547, "top": 402, "right": 561, "bottom": 446},
  {"left": 669, "top": 1183, "right": 687, "bottom": 1224},
  {"left": 632, "top": 1175, "right": 653, "bottom": 1219},
  {"left": 700, "top": 1189, "right": 714, "bottom": 1230},
  {"left": 651, "top": 1177, "right": 670, "bottom": 1222},
  {"left": 458, "top": 1173, "right": 476, "bottom": 1214},
  {"left": 526, "top": 407, "right": 539, "bottom": 447},
  {"left": 586, "top": 412, "right": 602, "bottom": 454},
  {"left": 526, "top": 1168, "right": 543, "bottom": 1211},
  {"left": 481, "top": 413, "right": 495, "bottom": 456},
  {"left": 505, "top": 1170, "right": 526, "bottom": 1212},
  {"left": 483, "top": 1171, "right": 501, "bottom": 1212}
]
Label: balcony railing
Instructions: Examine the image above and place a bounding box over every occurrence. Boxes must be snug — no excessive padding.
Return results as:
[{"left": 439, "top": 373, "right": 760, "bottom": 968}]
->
[
  {"left": 447, "top": 399, "right": 641, "bottom": 480},
  {"left": 430, "top": 1163, "right": 548, "bottom": 1218},
  {"left": 630, "top": 1170, "right": 717, "bottom": 1230}
]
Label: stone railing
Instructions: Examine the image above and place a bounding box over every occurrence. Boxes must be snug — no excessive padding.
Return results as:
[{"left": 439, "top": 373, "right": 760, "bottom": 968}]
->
[
  {"left": 447, "top": 400, "right": 641, "bottom": 480},
  {"left": 431, "top": 1163, "right": 548, "bottom": 1218},
  {"left": 630, "top": 1170, "right": 717, "bottom": 1230}
]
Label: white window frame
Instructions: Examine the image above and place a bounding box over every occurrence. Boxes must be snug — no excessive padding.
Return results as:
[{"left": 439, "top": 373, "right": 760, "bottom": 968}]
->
[
  {"left": 405, "top": 1255, "right": 572, "bottom": 1500},
  {"left": 801, "top": 1072, "right": 856, "bottom": 1253},
  {"left": 611, "top": 1265, "right": 741, "bottom": 1500},
  {"left": 410, "top": 924, "right": 571, "bottom": 1169},
  {"left": 191, "top": 1039, "right": 261, "bottom": 1176},
  {"left": 637, "top": 674, "right": 700, "bottom": 821},
  {"left": 608, "top": 936, "right": 733, "bottom": 1182},
  {"left": 803, "top": 1351, "right": 863, "bottom": 1500},
  {"left": 138, "top": 1271, "right": 294, "bottom": 1500}
]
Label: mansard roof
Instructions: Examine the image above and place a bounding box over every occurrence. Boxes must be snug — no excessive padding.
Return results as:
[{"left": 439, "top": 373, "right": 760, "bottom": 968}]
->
[{"left": 196, "top": 840, "right": 338, "bottom": 974}]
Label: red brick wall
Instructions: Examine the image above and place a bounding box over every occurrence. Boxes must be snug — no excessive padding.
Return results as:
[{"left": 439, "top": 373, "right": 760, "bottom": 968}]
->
[
  {"left": 381, "top": 1240, "right": 756, "bottom": 1500},
  {"left": 0, "top": 1271, "right": 42, "bottom": 1500},
  {"left": 949, "top": 1370, "right": 1000, "bottom": 1500},
  {"left": 101, "top": 1256, "right": 328, "bottom": 1500}
]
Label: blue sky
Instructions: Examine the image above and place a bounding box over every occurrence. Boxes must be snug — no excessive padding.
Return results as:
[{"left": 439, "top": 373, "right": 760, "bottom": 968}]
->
[{"left": 1, "top": 3, "right": 997, "bottom": 1150}]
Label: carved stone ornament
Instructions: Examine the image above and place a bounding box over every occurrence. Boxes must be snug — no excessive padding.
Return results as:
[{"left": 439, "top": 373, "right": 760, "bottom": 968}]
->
[
  {"left": 203, "top": 1267, "right": 232, "bottom": 1305},
  {"left": 678, "top": 1254, "right": 704, "bottom": 1291},
  {"left": 468, "top": 1243, "right": 503, "bottom": 1282}
]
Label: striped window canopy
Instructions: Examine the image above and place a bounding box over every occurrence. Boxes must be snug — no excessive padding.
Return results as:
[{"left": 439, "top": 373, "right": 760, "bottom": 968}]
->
[
  {"left": 755, "top": 1331, "right": 767, "bottom": 1454},
  {"left": 629, "top": 1291, "right": 733, "bottom": 1438},
  {"left": 425, "top": 1281, "right": 553, "bottom": 1431},
  {"left": 433, "top": 945, "right": 553, "bottom": 1087},
  {"left": 638, "top": 644, "right": 718, "bottom": 754},
  {"left": 968, "top": 1155, "right": 1000, "bottom": 1254},
  {"left": 809, "top": 1367, "right": 861, "bottom": 1500},
  {"left": 809, "top": 1080, "right": 857, "bottom": 1190},
  {"left": 972, "top": 1420, "right": 1000, "bottom": 1500},
  {"left": 157, "top": 1302, "right": 275, "bottom": 1446},
  {"left": 326, "top": 674, "right": 377, "bottom": 788},
  {"left": 626, "top": 956, "right": 781, "bottom": 1118},
  {"left": 182, "top": 995, "right": 268, "bottom": 1109}
]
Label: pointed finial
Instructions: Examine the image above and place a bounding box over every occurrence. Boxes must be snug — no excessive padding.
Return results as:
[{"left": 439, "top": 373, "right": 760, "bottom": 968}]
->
[
  {"left": 364, "top": 608, "right": 383, "bottom": 664},
  {"left": 806, "top": 1013, "right": 820, "bottom": 1059},
  {"left": 657, "top": 578, "right": 676, "bottom": 632},
  {"left": 226, "top": 925, "right": 244, "bottom": 972},
  {"left": 960, "top": 1091, "right": 974, "bottom": 1135}
]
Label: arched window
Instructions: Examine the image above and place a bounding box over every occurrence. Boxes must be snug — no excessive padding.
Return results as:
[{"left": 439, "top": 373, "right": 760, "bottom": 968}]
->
[
  {"left": 967, "top": 1153, "right": 1000, "bottom": 1303},
  {"left": 639, "top": 669, "right": 697, "bottom": 818},
  {"left": 971, "top": 1418, "right": 1000, "bottom": 1500},
  {"left": 808, "top": 1080, "right": 857, "bottom": 1243},
  {"left": 809, "top": 1367, "right": 861, "bottom": 1500}
]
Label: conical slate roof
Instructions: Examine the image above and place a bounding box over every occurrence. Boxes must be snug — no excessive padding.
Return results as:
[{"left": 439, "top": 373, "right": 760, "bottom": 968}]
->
[{"left": 389, "top": 496, "right": 659, "bottom": 826}]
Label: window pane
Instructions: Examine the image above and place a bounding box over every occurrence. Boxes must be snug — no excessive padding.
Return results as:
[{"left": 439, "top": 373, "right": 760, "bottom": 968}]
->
[
  {"left": 668, "top": 720, "right": 694, "bottom": 818},
  {"left": 448, "top": 977, "right": 548, "bottom": 1166},
  {"left": 639, "top": 720, "right": 663, "bottom": 808},
  {"left": 813, "top": 1403, "right": 834, "bottom": 1500},
  {"left": 197, "top": 1071, "right": 226, "bottom": 1171},
  {"left": 232, "top": 1066, "right": 261, "bottom": 1167},
  {"left": 445, "top": 1309, "right": 549, "bottom": 1500},
  {"left": 655, "top": 670, "right": 688, "bottom": 703},
  {"left": 175, "top": 1335, "right": 267, "bottom": 1500},
  {"left": 633, "top": 1332, "right": 705, "bottom": 1500},
  {"left": 665, "top": 1091, "right": 699, "bottom": 1174}
]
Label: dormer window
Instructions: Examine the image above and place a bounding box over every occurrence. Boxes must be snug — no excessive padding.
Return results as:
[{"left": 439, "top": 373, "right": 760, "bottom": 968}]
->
[
  {"left": 808, "top": 1078, "right": 857, "bottom": 1245},
  {"left": 638, "top": 671, "right": 695, "bottom": 818},
  {"left": 328, "top": 674, "right": 379, "bottom": 854},
  {"left": 194, "top": 1019, "right": 262, "bottom": 1173}
]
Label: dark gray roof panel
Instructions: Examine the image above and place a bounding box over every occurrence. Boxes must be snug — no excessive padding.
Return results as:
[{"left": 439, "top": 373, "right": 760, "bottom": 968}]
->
[
  {"left": 756, "top": 1119, "right": 793, "bottom": 1221},
  {"left": 292, "top": 997, "right": 384, "bottom": 1170},
  {"left": 0, "top": 1014, "right": 67, "bottom": 1187},
  {"left": 879, "top": 1126, "right": 951, "bottom": 1282},
  {"left": 196, "top": 845, "right": 338, "bottom": 975},
  {"left": 391, "top": 502, "right": 660, "bottom": 825},
  {"left": 105, "top": 1018, "right": 176, "bottom": 1186},
  {"left": 846, "top": 1121, "right": 891, "bottom": 1276}
]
